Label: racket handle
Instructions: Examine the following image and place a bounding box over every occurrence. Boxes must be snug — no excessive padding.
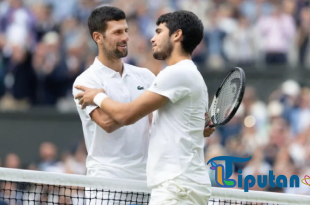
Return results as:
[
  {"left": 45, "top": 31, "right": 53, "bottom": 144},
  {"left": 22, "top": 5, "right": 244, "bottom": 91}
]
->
[
  {"left": 205, "top": 114, "right": 215, "bottom": 128},
  {"left": 205, "top": 118, "right": 215, "bottom": 128}
]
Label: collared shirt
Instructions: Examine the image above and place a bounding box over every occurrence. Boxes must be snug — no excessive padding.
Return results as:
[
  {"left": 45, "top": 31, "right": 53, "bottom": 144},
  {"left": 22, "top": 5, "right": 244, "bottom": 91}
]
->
[
  {"left": 72, "top": 57, "right": 155, "bottom": 180},
  {"left": 147, "top": 59, "right": 211, "bottom": 187}
]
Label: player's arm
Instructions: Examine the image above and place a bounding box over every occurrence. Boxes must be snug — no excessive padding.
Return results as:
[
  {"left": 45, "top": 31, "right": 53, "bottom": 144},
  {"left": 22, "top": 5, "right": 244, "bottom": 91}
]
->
[
  {"left": 100, "top": 91, "right": 167, "bottom": 125},
  {"left": 73, "top": 82, "right": 123, "bottom": 133},
  {"left": 74, "top": 86, "right": 168, "bottom": 125},
  {"left": 89, "top": 108, "right": 123, "bottom": 133}
]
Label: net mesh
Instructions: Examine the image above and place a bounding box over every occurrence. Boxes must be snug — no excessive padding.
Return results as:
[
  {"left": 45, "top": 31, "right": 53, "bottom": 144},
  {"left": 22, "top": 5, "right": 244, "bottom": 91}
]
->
[
  {"left": 0, "top": 181, "right": 279, "bottom": 205},
  {"left": 0, "top": 181, "right": 150, "bottom": 205},
  {"left": 212, "top": 69, "right": 243, "bottom": 124},
  {"left": 0, "top": 168, "right": 309, "bottom": 205}
]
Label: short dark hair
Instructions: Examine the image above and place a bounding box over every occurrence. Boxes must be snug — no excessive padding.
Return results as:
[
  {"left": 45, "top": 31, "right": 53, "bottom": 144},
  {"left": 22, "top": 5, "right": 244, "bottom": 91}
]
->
[
  {"left": 156, "top": 10, "right": 204, "bottom": 55},
  {"left": 88, "top": 6, "right": 126, "bottom": 40}
]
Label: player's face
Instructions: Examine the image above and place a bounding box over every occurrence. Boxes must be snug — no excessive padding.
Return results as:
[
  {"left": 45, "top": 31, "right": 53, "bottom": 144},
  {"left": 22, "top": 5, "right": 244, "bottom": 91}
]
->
[
  {"left": 101, "top": 20, "right": 129, "bottom": 59},
  {"left": 151, "top": 23, "right": 173, "bottom": 60}
]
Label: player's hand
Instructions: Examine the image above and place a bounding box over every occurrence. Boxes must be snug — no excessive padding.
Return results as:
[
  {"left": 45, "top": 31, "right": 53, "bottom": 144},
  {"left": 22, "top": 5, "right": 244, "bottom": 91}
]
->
[
  {"left": 204, "top": 126, "right": 215, "bottom": 138},
  {"left": 74, "top": 85, "right": 105, "bottom": 109},
  {"left": 204, "top": 113, "right": 215, "bottom": 138}
]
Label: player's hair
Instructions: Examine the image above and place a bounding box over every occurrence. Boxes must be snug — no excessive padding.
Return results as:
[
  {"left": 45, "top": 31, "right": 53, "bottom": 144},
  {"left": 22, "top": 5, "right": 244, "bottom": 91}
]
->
[
  {"left": 156, "top": 10, "right": 204, "bottom": 55},
  {"left": 88, "top": 6, "right": 126, "bottom": 41}
]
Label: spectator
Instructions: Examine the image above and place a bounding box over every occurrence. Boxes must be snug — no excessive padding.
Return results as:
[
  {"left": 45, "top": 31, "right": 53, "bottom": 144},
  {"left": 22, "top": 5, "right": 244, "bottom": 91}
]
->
[
  {"left": 32, "top": 31, "right": 67, "bottom": 105},
  {"left": 0, "top": 0, "right": 36, "bottom": 52},
  {"left": 77, "top": 0, "right": 98, "bottom": 25},
  {"left": 0, "top": 200, "right": 7, "bottom": 205},
  {"left": 256, "top": 1, "right": 296, "bottom": 65},
  {"left": 0, "top": 53, "right": 5, "bottom": 99},
  {"left": 37, "top": 142, "right": 64, "bottom": 173},
  {"left": 296, "top": 6, "right": 310, "bottom": 67},
  {"left": 4, "top": 153, "right": 20, "bottom": 169},
  {"left": 44, "top": 0, "right": 77, "bottom": 25},
  {"left": 224, "top": 15, "right": 256, "bottom": 66},
  {"left": 2, "top": 44, "right": 36, "bottom": 108},
  {"left": 240, "top": 0, "right": 273, "bottom": 23},
  {"left": 61, "top": 140, "right": 86, "bottom": 175},
  {"left": 289, "top": 88, "right": 310, "bottom": 135},
  {"left": 31, "top": 3, "right": 57, "bottom": 42},
  {"left": 242, "top": 87, "right": 268, "bottom": 140},
  {"left": 243, "top": 147, "right": 271, "bottom": 177},
  {"left": 217, "top": 104, "right": 243, "bottom": 146},
  {"left": 204, "top": 9, "right": 227, "bottom": 69}
]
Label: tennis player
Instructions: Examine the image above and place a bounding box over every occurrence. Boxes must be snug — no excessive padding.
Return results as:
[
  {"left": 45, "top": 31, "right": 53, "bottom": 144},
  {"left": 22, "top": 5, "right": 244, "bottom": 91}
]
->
[
  {"left": 72, "top": 6, "right": 156, "bottom": 181},
  {"left": 75, "top": 10, "right": 212, "bottom": 204}
]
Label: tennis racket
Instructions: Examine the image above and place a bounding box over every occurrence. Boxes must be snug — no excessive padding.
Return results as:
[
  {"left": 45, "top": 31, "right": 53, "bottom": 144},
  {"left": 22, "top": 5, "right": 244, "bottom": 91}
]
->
[{"left": 205, "top": 67, "right": 245, "bottom": 128}]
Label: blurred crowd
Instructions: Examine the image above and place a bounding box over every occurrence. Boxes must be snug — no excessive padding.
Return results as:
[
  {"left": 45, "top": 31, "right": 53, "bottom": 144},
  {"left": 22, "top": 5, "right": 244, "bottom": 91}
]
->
[
  {"left": 0, "top": 0, "right": 310, "bottom": 110},
  {"left": 0, "top": 141, "right": 87, "bottom": 175}
]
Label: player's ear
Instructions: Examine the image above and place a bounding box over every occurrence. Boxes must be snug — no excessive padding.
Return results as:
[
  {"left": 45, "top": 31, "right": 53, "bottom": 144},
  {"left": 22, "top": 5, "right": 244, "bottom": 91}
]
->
[
  {"left": 93, "top": 32, "right": 104, "bottom": 44},
  {"left": 173, "top": 29, "right": 183, "bottom": 42}
]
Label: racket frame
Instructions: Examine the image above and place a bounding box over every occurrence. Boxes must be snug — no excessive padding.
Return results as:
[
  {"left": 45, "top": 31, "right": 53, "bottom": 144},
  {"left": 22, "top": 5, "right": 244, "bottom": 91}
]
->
[{"left": 205, "top": 67, "right": 246, "bottom": 128}]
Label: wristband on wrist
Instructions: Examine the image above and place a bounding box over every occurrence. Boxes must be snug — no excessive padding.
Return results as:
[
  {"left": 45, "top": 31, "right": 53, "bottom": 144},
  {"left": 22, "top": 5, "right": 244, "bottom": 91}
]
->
[{"left": 93, "top": 92, "right": 108, "bottom": 108}]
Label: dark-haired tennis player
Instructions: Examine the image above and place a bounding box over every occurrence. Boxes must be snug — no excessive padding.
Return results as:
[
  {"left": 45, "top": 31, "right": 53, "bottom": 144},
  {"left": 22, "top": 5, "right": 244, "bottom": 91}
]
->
[
  {"left": 75, "top": 11, "right": 212, "bottom": 204},
  {"left": 72, "top": 6, "right": 156, "bottom": 182}
]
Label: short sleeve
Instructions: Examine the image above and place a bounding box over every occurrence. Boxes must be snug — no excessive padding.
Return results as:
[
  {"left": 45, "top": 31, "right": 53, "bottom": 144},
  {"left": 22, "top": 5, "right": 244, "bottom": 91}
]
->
[
  {"left": 147, "top": 70, "right": 156, "bottom": 88},
  {"left": 148, "top": 67, "right": 190, "bottom": 103},
  {"left": 72, "top": 76, "right": 98, "bottom": 116}
]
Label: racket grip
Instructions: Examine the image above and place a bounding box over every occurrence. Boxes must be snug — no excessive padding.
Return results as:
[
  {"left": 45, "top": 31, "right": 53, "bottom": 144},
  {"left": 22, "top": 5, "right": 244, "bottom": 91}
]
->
[
  {"left": 205, "top": 118, "right": 211, "bottom": 128},
  {"left": 205, "top": 115, "right": 215, "bottom": 128}
]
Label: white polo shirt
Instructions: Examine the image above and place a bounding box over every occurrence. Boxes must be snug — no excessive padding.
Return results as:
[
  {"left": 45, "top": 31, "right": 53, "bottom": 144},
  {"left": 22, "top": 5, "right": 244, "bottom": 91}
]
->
[
  {"left": 72, "top": 57, "right": 155, "bottom": 180},
  {"left": 147, "top": 59, "right": 211, "bottom": 187}
]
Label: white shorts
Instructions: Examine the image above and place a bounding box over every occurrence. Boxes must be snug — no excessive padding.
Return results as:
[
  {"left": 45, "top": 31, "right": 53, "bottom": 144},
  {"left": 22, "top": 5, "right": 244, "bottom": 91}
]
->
[{"left": 149, "top": 175, "right": 212, "bottom": 205}]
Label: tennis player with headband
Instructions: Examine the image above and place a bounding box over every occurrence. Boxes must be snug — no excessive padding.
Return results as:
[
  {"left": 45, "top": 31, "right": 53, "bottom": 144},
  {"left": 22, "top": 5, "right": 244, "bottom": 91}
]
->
[{"left": 75, "top": 10, "right": 213, "bottom": 204}]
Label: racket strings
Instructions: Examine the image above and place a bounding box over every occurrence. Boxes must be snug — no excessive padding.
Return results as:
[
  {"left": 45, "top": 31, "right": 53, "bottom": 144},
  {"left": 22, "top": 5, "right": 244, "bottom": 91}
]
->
[{"left": 214, "top": 70, "right": 242, "bottom": 124}]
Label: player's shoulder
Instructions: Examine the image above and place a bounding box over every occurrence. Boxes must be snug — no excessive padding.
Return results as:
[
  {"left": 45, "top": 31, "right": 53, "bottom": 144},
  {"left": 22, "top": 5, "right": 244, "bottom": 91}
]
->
[
  {"left": 174, "top": 60, "right": 197, "bottom": 71},
  {"left": 73, "top": 65, "right": 98, "bottom": 86},
  {"left": 124, "top": 63, "right": 155, "bottom": 79},
  {"left": 162, "top": 60, "right": 197, "bottom": 77}
]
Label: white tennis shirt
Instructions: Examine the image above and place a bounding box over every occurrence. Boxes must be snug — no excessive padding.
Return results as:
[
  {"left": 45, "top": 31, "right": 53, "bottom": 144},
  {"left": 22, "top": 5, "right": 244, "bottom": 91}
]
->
[
  {"left": 147, "top": 59, "right": 211, "bottom": 187},
  {"left": 73, "top": 57, "right": 155, "bottom": 180}
]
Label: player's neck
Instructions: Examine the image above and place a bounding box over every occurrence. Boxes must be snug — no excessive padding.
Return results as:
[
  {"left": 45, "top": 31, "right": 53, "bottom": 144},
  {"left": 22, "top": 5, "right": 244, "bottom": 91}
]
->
[
  {"left": 165, "top": 50, "right": 191, "bottom": 66},
  {"left": 97, "top": 53, "right": 123, "bottom": 76}
]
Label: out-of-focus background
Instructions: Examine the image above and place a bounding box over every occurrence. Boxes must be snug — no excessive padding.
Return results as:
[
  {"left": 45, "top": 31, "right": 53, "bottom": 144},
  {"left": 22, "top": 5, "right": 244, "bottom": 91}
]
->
[{"left": 0, "top": 0, "right": 310, "bottom": 194}]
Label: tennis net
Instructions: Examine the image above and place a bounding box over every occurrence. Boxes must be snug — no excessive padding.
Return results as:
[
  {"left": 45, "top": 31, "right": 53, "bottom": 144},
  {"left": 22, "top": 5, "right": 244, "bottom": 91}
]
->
[{"left": 0, "top": 168, "right": 309, "bottom": 205}]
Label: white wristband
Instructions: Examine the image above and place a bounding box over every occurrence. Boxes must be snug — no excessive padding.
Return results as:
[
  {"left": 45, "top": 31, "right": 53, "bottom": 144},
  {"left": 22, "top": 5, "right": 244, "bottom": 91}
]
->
[{"left": 93, "top": 93, "right": 108, "bottom": 108}]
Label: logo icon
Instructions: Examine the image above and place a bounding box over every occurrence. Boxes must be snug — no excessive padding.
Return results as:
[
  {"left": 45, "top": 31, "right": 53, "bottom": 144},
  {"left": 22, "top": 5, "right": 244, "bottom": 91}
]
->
[
  {"left": 137, "top": 86, "right": 144, "bottom": 90},
  {"left": 301, "top": 175, "right": 310, "bottom": 186},
  {"left": 207, "top": 156, "right": 251, "bottom": 188},
  {"left": 210, "top": 161, "right": 235, "bottom": 187}
]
